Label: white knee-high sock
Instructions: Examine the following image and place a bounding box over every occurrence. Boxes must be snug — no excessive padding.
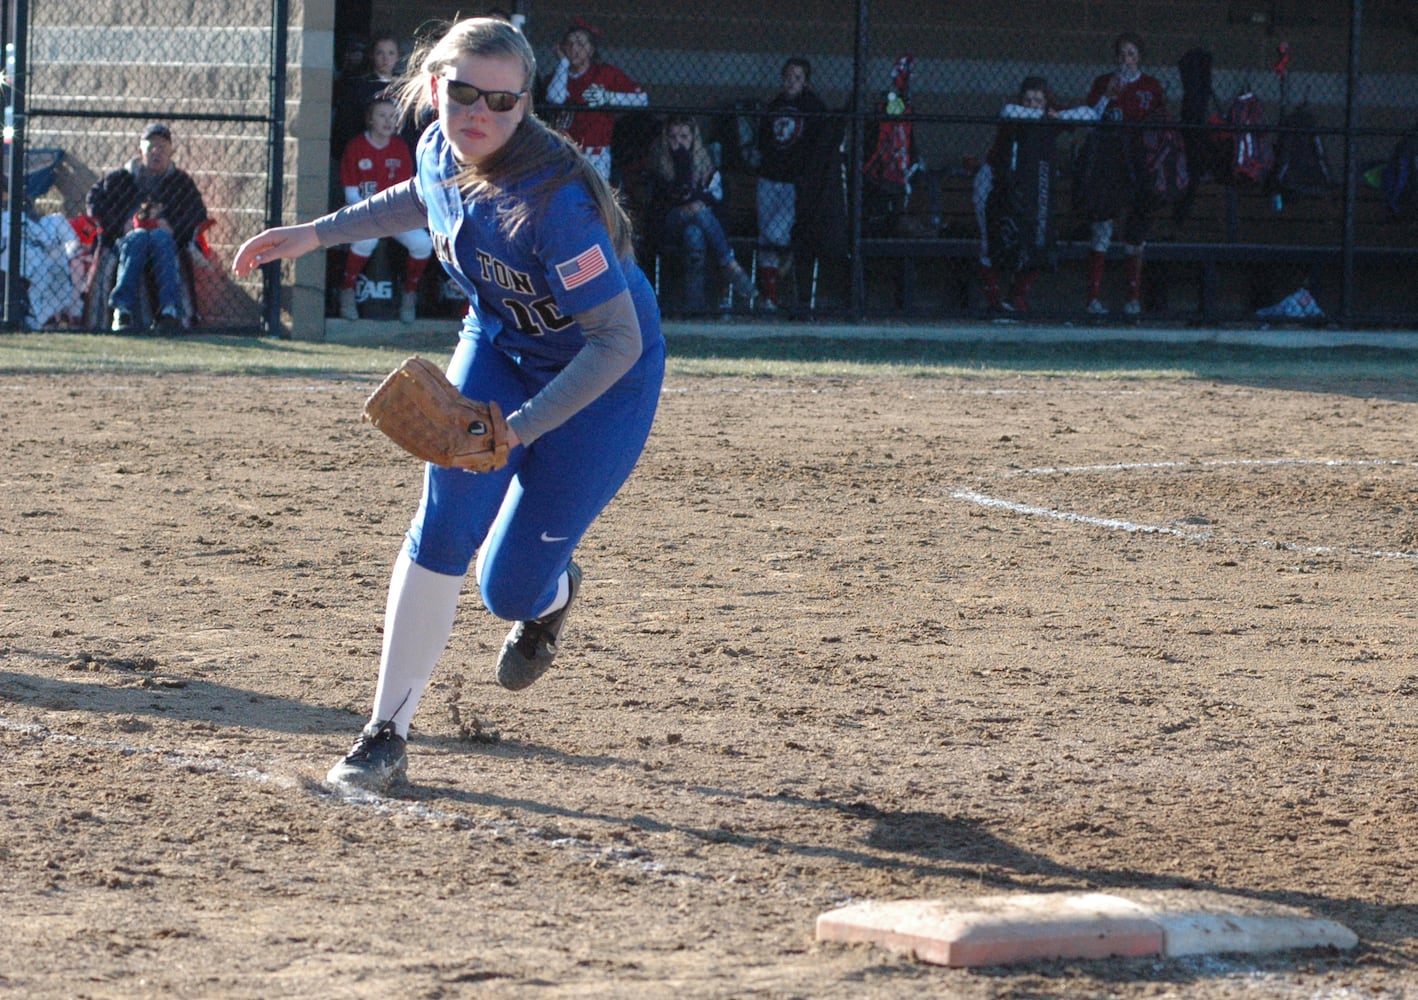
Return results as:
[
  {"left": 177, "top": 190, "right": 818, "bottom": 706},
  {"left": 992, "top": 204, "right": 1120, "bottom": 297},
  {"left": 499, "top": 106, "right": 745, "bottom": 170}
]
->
[
  {"left": 543, "top": 571, "right": 570, "bottom": 618},
  {"left": 369, "top": 551, "right": 464, "bottom": 738}
]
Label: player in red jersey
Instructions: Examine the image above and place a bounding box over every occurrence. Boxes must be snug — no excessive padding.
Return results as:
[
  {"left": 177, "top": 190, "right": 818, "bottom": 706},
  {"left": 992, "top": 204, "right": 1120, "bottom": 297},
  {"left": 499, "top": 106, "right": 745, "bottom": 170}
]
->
[
  {"left": 542, "top": 17, "right": 647, "bottom": 180},
  {"left": 337, "top": 94, "right": 434, "bottom": 321},
  {"left": 1079, "top": 32, "right": 1167, "bottom": 316}
]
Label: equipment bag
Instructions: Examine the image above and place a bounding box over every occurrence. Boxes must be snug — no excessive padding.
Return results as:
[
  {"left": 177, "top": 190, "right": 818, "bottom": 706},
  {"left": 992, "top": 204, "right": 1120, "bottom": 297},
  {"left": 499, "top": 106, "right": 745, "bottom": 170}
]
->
[
  {"left": 1226, "top": 91, "right": 1272, "bottom": 186},
  {"left": 1270, "top": 102, "right": 1336, "bottom": 198},
  {"left": 1143, "top": 118, "right": 1191, "bottom": 205}
]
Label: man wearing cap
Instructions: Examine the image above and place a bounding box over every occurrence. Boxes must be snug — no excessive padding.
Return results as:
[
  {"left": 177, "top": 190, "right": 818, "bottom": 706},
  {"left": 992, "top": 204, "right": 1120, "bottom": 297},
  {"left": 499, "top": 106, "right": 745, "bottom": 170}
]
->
[{"left": 86, "top": 122, "right": 208, "bottom": 331}]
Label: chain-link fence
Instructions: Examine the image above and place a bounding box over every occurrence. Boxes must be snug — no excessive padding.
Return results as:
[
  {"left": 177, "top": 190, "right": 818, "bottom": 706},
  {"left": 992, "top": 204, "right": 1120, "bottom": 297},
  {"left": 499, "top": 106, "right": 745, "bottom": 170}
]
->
[
  {"left": 2, "top": 0, "right": 281, "bottom": 333},
  {"left": 6, "top": 0, "right": 1417, "bottom": 332},
  {"left": 485, "top": 1, "right": 1415, "bottom": 324}
]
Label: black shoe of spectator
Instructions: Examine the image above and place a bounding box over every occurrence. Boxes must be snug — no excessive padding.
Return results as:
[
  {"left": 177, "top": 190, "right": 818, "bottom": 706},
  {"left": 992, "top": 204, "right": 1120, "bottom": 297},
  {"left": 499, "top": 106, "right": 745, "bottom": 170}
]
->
[{"left": 154, "top": 307, "right": 182, "bottom": 332}]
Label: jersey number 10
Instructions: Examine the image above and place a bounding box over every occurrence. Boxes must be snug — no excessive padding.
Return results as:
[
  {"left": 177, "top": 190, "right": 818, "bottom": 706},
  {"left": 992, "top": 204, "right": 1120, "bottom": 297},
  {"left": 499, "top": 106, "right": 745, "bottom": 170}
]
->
[{"left": 503, "top": 295, "right": 575, "bottom": 337}]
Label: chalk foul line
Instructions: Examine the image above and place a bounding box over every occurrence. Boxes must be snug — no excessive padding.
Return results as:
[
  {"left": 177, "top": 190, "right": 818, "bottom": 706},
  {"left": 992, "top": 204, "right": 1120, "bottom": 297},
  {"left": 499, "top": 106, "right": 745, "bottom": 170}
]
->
[{"left": 951, "top": 489, "right": 1418, "bottom": 561}]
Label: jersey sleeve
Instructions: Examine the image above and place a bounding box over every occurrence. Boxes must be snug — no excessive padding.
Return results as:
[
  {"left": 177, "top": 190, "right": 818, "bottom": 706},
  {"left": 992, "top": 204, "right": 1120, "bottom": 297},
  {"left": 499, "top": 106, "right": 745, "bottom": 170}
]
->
[
  {"left": 600, "top": 64, "right": 643, "bottom": 97},
  {"left": 545, "top": 58, "right": 571, "bottom": 104},
  {"left": 534, "top": 182, "right": 628, "bottom": 317},
  {"left": 1085, "top": 73, "right": 1109, "bottom": 107},
  {"left": 313, "top": 179, "right": 428, "bottom": 246},
  {"left": 506, "top": 289, "right": 643, "bottom": 445}
]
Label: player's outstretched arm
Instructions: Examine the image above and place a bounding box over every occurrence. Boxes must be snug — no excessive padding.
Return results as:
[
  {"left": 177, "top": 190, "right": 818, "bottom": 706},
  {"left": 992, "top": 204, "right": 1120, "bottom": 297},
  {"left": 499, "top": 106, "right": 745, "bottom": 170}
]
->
[{"left": 232, "top": 223, "right": 320, "bottom": 278}]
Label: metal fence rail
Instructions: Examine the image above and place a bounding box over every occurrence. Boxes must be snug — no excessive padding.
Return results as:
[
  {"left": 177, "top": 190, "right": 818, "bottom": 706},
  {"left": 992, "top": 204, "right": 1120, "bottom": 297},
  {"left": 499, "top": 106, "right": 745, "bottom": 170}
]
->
[
  {"left": 5, "top": 0, "right": 1416, "bottom": 332},
  {"left": 502, "top": 0, "right": 1415, "bottom": 325},
  {"left": 2, "top": 0, "right": 285, "bottom": 334}
]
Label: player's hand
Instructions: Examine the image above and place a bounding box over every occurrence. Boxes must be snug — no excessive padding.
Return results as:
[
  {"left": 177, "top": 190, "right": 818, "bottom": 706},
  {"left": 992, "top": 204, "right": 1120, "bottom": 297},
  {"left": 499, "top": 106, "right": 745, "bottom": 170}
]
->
[
  {"left": 232, "top": 223, "right": 320, "bottom": 278},
  {"left": 582, "top": 83, "right": 607, "bottom": 107}
]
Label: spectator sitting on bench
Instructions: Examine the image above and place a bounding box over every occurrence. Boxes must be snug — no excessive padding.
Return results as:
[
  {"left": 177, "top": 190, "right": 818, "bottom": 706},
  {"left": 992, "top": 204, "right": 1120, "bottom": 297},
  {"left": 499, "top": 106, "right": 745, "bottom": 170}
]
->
[
  {"left": 337, "top": 93, "right": 434, "bottom": 322},
  {"left": 86, "top": 122, "right": 208, "bottom": 332},
  {"left": 332, "top": 31, "right": 414, "bottom": 164},
  {"left": 646, "top": 115, "right": 755, "bottom": 314}
]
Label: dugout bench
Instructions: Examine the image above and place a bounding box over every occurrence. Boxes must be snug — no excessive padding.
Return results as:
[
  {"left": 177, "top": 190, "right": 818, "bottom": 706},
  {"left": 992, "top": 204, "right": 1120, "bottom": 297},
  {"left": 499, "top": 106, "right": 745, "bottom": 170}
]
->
[{"left": 858, "top": 169, "right": 1418, "bottom": 321}]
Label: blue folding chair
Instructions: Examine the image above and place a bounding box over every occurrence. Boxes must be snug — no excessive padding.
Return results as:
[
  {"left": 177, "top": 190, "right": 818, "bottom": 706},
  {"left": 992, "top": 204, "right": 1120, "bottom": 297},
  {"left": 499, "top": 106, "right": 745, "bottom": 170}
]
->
[{"left": 23, "top": 147, "right": 65, "bottom": 203}]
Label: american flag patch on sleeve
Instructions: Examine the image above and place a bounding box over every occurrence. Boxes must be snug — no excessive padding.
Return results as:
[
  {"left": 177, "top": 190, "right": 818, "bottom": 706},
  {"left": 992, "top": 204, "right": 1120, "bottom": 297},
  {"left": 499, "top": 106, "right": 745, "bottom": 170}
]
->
[{"left": 555, "top": 244, "right": 609, "bottom": 290}]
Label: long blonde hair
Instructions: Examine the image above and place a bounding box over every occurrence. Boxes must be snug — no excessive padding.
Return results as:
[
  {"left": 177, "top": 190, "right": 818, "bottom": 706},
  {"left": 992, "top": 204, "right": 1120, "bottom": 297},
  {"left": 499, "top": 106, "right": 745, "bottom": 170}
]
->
[
  {"left": 650, "top": 116, "right": 717, "bottom": 189},
  {"left": 395, "top": 17, "right": 633, "bottom": 259}
]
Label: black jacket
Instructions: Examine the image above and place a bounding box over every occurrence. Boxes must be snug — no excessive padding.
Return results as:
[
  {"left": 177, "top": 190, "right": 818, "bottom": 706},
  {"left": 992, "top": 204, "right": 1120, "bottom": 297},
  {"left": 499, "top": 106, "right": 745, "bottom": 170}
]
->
[
  {"left": 86, "top": 160, "right": 207, "bottom": 250},
  {"left": 756, "top": 88, "right": 828, "bottom": 183}
]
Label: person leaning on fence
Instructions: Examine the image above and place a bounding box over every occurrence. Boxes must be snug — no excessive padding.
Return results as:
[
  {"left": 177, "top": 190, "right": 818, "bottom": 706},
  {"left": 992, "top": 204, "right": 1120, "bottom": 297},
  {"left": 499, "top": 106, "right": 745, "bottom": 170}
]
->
[
  {"left": 646, "top": 116, "right": 756, "bottom": 314},
  {"left": 85, "top": 122, "right": 208, "bottom": 332},
  {"left": 337, "top": 93, "right": 435, "bottom": 322},
  {"left": 1078, "top": 31, "right": 1167, "bottom": 316},
  {"left": 975, "top": 76, "right": 1097, "bottom": 314},
  {"left": 755, "top": 57, "right": 827, "bottom": 312},
  {"left": 541, "top": 17, "right": 648, "bottom": 181}
]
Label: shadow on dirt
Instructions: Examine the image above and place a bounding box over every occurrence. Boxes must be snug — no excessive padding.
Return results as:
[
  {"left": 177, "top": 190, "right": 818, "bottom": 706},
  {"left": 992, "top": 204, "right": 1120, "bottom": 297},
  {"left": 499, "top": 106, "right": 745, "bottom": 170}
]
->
[
  {"left": 420, "top": 775, "right": 1417, "bottom": 983},
  {"left": 0, "top": 664, "right": 357, "bottom": 735},
  {"left": 4, "top": 660, "right": 1411, "bottom": 986}
]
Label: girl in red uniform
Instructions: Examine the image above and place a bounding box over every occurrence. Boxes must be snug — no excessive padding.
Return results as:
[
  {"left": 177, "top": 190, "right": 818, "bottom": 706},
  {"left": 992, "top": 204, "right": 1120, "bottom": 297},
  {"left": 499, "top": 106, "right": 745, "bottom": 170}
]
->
[
  {"left": 542, "top": 18, "right": 648, "bottom": 181},
  {"left": 1080, "top": 32, "right": 1167, "bottom": 316},
  {"left": 337, "top": 94, "right": 434, "bottom": 321}
]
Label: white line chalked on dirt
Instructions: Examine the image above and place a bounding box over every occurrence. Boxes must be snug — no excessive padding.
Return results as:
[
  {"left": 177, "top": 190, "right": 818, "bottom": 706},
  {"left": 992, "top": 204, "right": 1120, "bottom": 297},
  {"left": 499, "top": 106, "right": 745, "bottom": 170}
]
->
[
  {"left": 1011, "top": 458, "right": 1418, "bottom": 477},
  {"left": 954, "top": 455, "right": 1418, "bottom": 560},
  {"left": 0, "top": 715, "right": 695, "bottom": 883}
]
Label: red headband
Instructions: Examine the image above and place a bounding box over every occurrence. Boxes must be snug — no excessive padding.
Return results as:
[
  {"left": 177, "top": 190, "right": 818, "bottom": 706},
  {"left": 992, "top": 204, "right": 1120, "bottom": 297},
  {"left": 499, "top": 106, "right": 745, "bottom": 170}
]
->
[{"left": 569, "top": 16, "right": 601, "bottom": 38}]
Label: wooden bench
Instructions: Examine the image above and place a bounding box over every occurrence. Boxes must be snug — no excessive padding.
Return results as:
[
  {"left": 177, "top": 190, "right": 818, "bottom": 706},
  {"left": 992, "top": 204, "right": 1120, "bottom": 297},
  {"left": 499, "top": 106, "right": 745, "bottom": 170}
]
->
[{"left": 857, "top": 168, "right": 1418, "bottom": 318}]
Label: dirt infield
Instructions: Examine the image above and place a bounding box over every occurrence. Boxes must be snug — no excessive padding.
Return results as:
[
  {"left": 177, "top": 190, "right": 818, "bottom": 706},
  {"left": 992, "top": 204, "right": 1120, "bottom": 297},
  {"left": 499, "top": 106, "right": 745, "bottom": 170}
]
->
[{"left": 3, "top": 362, "right": 1418, "bottom": 998}]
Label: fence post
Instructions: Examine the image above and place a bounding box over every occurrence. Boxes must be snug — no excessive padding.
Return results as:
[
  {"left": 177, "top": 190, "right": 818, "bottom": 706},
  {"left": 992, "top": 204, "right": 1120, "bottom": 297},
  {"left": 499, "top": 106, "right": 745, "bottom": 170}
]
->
[
  {"left": 262, "top": 0, "right": 289, "bottom": 337},
  {"left": 848, "top": 0, "right": 868, "bottom": 321},
  {"left": 2, "top": 0, "right": 27, "bottom": 331},
  {"left": 1339, "top": 0, "right": 1362, "bottom": 324}
]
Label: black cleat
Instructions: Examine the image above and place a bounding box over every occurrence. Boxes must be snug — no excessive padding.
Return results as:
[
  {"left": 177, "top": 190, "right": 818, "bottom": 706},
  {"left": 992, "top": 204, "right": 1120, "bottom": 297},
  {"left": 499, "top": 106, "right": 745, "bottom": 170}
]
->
[
  {"left": 326, "top": 719, "right": 407, "bottom": 793},
  {"left": 496, "top": 562, "right": 581, "bottom": 691}
]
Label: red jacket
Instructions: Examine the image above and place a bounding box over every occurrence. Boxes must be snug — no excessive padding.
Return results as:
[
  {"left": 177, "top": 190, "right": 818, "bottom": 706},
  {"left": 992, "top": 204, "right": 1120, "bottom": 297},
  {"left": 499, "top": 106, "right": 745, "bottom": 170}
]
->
[{"left": 1086, "top": 71, "right": 1166, "bottom": 122}]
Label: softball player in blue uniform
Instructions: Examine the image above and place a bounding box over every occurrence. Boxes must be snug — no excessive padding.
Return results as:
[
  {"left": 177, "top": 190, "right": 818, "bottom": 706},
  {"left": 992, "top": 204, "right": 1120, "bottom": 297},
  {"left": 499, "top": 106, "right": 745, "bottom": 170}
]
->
[{"left": 233, "top": 16, "right": 665, "bottom": 793}]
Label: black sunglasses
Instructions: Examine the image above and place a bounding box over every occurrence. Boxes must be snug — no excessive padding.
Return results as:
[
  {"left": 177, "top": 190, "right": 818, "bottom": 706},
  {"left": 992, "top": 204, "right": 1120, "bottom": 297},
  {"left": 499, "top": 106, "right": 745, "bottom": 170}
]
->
[{"left": 443, "top": 79, "right": 525, "bottom": 112}]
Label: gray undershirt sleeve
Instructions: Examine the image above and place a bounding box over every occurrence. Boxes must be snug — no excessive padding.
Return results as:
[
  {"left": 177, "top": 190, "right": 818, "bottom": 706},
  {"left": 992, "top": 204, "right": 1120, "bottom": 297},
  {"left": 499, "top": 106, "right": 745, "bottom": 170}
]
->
[
  {"left": 312, "top": 180, "right": 429, "bottom": 246},
  {"left": 310, "top": 180, "right": 641, "bottom": 446},
  {"left": 508, "top": 288, "right": 644, "bottom": 446}
]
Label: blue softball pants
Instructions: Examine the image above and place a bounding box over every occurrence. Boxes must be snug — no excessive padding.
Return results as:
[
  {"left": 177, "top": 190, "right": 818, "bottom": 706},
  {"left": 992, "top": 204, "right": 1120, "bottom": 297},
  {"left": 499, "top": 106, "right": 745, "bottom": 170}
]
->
[{"left": 403, "top": 333, "right": 665, "bottom": 622}]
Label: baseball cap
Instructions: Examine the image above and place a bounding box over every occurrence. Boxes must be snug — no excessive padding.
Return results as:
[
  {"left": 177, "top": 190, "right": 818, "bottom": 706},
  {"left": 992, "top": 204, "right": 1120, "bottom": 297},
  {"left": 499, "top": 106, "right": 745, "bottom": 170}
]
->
[{"left": 142, "top": 122, "right": 172, "bottom": 142}]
